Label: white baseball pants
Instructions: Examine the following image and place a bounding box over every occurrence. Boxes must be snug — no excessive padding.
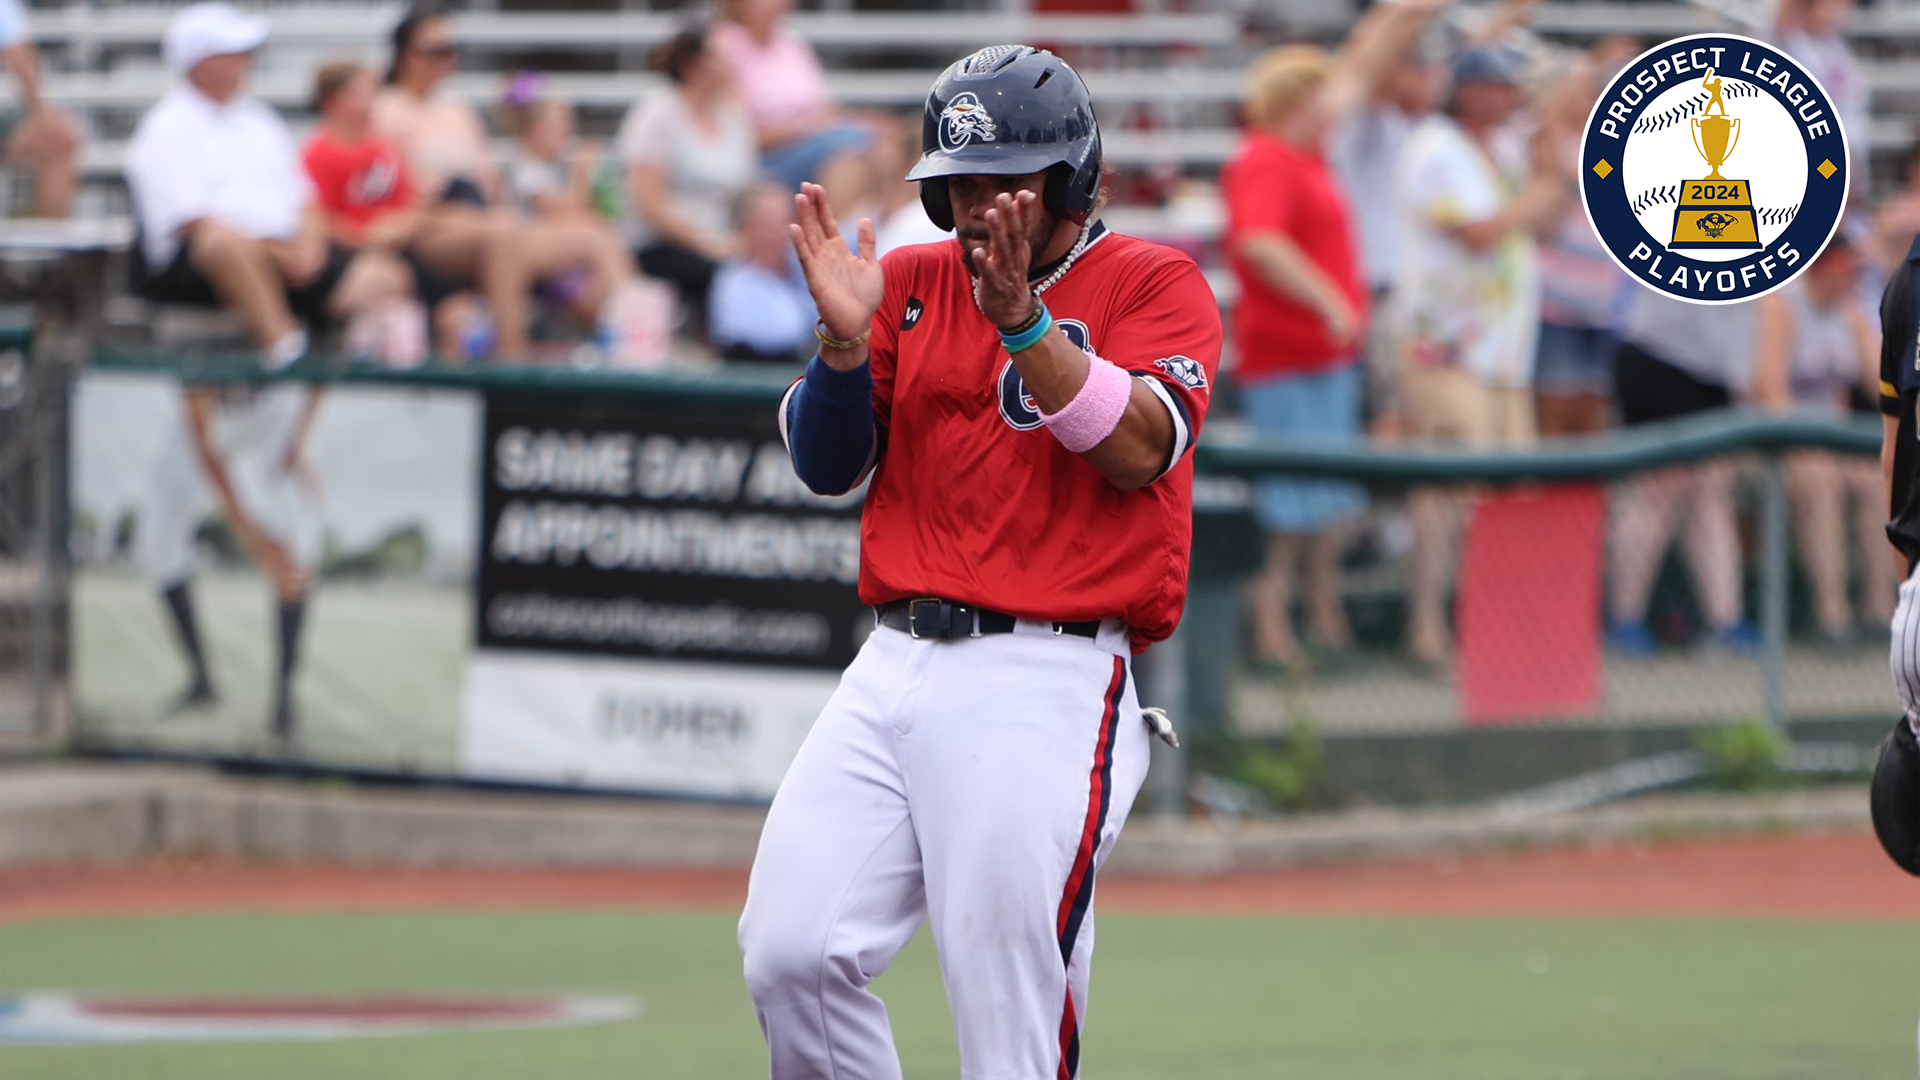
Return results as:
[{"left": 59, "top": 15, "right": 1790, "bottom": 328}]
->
[
  {"left": 1892, "top": 561, "right": 1920, "bottom": 722},
  {"left": 739, "top": 619, "right": 1150, "bottom": 1080}
]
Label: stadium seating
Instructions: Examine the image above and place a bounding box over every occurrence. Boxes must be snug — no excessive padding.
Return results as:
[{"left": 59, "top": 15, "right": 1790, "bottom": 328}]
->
[{"left": 9, "top": 0, "right": 1915, "bottom": 224}]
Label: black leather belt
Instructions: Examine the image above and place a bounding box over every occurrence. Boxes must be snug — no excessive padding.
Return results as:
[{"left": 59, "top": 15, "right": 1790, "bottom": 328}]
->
[{"left": 875, "top": 599, "right": 1102, "bottom": 641}]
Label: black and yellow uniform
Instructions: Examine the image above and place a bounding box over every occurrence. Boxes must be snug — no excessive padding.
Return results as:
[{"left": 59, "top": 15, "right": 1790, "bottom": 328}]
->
[
  {"left": 1872, "top": 230, "right": 1920, "bottom": 878},
  {"left": 1879, "top": 232, "right": 1920, "bottom": 572}
]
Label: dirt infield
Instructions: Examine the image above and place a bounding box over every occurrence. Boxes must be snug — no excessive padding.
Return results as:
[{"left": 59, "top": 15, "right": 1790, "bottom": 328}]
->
[{"left": 1, "top": 827, "right": 1913, "bottom": 924}]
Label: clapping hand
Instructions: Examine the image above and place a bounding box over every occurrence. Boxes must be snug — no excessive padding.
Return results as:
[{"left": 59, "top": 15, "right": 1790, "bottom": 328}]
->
[
  {"left": 790, "top": 182, "right": 882, "bottom": 368},
  {"left": 971, "top": 191, "right": 1040, "bottom": 331}
]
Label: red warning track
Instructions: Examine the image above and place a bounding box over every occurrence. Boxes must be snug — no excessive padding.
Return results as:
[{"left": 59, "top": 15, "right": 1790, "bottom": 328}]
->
[
  {"left": 0, "top": 829, "right": 1911, "bottom": 924},
  {"left": 73, "top": 997, "right": 566, "bottom": 1020}
]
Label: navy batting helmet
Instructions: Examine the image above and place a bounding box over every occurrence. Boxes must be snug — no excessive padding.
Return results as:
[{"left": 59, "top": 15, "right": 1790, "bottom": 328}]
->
[{"left": 906, "top": 45, "right": 1103, "bottom": 233}]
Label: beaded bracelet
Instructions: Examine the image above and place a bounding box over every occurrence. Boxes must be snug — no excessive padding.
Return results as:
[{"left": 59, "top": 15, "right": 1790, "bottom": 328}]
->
[
  {"left": 815, "top": 320, "right": 872, "bottom": 352},
  {"left": 1000, "top": 303, "right": 1053, "bottom": 355},
  {"left": 999, "top": 300, "right": 1046, "bottom": 337}
]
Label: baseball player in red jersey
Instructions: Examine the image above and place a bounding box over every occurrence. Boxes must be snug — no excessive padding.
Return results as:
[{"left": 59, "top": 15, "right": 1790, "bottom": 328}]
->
[{"left": 737, "top": 46, "right": 1220, "bottom": 1080}]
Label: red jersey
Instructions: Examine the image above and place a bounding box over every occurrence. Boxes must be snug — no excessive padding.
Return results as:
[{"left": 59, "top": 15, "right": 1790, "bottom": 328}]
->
[
  {"left": 859, "top": 226, "right": 1221, "bottom": 653},
  {"left": 301, "top": 129, "right": 413, "bottom": 239},
  {"left": 1220, "top": 131, "right": 1367, "bottom": 379}
]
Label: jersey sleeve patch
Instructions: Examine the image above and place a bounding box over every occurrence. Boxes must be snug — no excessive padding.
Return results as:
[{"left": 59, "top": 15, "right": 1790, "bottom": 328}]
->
[{"left": 1152, "top": 355, "right": 1209, "bottom": 393}]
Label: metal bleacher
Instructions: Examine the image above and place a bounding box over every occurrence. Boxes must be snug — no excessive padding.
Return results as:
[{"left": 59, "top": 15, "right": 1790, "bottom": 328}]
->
[{"left": 13, "top": 1, "right": 1920, "bottom": 230}]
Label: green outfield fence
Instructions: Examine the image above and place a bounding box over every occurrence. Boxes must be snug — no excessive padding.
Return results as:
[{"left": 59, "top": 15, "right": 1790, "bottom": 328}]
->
[{"left": 37, "top": 348, "right": 1899, "bottom": 816}]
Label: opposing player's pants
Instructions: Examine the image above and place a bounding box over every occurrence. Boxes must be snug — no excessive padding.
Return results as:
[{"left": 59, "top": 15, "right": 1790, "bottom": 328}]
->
[
  {"left": 739, "top": 619, "right": 1149, "bottom": 1080},
  {"left": 1892, "top": 561, "right": 1920, "bottom": 721}
]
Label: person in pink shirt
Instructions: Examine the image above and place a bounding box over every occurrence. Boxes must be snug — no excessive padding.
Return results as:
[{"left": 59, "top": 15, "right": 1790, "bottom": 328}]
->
[
  {"left": 372, "top": 6, "right": 650, "bottom": 362},
  {"left": 712, "top": 0, "right": 870, "bottom": 216}
]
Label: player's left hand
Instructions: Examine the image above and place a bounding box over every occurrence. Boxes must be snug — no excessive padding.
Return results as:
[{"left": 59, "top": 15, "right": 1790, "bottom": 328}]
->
[{"left": 972, "top": 190, "right": 1039, "bottom": 331}]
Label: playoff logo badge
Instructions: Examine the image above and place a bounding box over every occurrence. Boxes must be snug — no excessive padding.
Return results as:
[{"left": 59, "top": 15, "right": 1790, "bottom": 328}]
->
[{"left": 1581, "top": 34, "right": 1848, "bottom": 304}]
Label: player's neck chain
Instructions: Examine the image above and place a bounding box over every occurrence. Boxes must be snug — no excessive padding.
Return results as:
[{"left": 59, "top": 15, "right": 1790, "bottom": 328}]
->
[{"left": 973, "top": 222, "right": 1093, "bottom": 318}]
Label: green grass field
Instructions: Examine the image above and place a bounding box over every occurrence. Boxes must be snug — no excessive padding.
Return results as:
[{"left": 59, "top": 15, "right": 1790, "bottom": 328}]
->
[{"left": 2, "top": 909, "right": 1914, "bottom": 1079}]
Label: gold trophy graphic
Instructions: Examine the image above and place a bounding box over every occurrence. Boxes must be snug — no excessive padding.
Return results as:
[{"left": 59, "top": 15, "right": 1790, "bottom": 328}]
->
[{"left": 1670, "top": 69, "right": 1761, "bottom": 249}]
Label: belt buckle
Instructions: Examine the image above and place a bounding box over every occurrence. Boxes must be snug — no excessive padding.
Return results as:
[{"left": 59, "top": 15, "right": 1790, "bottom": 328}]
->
[{"left": 907, "top": 598, "right": 947, "bottom": 640}]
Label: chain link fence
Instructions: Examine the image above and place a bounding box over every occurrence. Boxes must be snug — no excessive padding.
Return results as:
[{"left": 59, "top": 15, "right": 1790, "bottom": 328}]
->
[
  {"left": 1169, "top": 408, "right": 1890, "bottom": 816},
  {"left": 0, "top": 306, "right": 63, "bottom": 748}
]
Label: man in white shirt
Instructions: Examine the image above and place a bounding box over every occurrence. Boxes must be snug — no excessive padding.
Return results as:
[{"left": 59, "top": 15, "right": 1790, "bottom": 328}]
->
[
  {"left": 1390, "top": 44, "right": 1564, "bottom": 441},
  {"left": 1389, "top": 43, "right": 1570, "bottom": 667},
  {"left": 0, "top": 0, "right": 76, "bottom": 217},
  {"left": 126, "top": 2, "right": 408, "bottom": 368}
]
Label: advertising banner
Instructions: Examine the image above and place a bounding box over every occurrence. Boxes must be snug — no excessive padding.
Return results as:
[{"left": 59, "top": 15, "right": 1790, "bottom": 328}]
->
[
  {"left": 70, "top": 368, "right": 481, "bottom": 772},
  {"left": 460, "top": 387, "right": 865, "bottom": 797},
  {"left": 71, "top": 366, "right": 857, "bottom": 801}
]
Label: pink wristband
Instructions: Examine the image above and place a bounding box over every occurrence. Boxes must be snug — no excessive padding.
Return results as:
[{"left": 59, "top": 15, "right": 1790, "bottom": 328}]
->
[{"left": 1039, "top": 354, "right": 1132, "bottom": 453}]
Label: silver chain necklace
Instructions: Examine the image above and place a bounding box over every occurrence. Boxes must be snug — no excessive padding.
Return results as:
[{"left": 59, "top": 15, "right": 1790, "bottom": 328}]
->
[{"left": 974, "top": 222, "right": 1093, "bottom": 318}]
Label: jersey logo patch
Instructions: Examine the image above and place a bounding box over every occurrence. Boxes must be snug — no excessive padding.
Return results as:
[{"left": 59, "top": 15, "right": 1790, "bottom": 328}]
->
[
  {"left": 999, "top": 319, "right": 1091, "bottom": 432},
  {"left": 902, "top": 298, "right": 924, "bottom": 331},
  {"left": 1154, "top": 356, "right": 1208, "bottom": 393},
  {"left": 938, "top": 93, "right": 997, "bottom": 153}
]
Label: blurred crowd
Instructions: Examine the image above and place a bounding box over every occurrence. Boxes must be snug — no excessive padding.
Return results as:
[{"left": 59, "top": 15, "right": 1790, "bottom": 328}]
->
[
  {"left": 1225, "top": 0, "right": 1904, "bottom": 673},
  {"left": 90, "top": 0, "right": 943, "bottom": 371},
  {"left": 0, "top": 0, "right": 1904, "bottom": 671}
]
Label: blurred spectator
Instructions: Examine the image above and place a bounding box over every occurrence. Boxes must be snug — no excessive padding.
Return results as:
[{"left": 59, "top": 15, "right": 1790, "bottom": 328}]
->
[
  {"left": 1873, "top": 142, "right": 1920, "bottom": 270},
  {"left": 618, "top": 23, "right": 758, "bottom": 335},
  {"left": 1776, "top": 0, "right": 1868, "bottom": 196},
  {"left": 304, "top": 59, "right": 497, "bottom": 358},
  {"left": 375, "top": 8, "right": 496, "bottom": 207},
  {"left": 127, "top": 3, "right": 411, "bottom": 368},
  {"left": 1392, "top": 43, "right": 1570, "bottom": 665},
  {"left": 1327, "top": 0, "right": 1456, "bottom": 436},
  {"left": 870, "top": 112, "right": 948, "bottom": 256},
  {"left": 0, "top": 0, "right": 75, "bottom": 218},
  {"left": 1752, "top": 236, "right": 1893, "bottom": 644},
  {"left": 1391, "top": 45, "right": 1563, "bottom": 437},
  {"left": 1606, "top": 290, "right": 1759, "bottom": 655},
  {"left": 709, "top": 183, "right": 814, "bottom": 364},
  {"left": 1532, "top": 54, "right": 1622, "bottom": 437},
  {"left": 375, "top": 7, "right": 651, "bottom": 362},
  {"left": 501, "top": 75, "right": 606, "bottom": 223},
  {"left": 1224, "top": 44, "right": 1372, "bottom": 669},
  {"left": 713, "top": 0, "right": 871, "bottom": 217}
]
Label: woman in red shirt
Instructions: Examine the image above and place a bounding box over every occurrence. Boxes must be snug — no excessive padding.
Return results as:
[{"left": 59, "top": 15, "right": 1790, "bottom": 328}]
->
[{"left": 1222, "top": 45, "right": 1370, "bottom": 670}]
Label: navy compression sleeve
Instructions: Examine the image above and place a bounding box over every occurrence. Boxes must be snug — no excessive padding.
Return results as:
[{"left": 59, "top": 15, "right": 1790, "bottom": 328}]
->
[{"left": 780, "top": 353, "right": 879, "bottom": 496}]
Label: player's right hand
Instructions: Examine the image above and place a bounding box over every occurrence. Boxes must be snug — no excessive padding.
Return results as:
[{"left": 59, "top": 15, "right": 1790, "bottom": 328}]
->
[{"left": 790, "top": 182, "right": 882, "bottom": 355}]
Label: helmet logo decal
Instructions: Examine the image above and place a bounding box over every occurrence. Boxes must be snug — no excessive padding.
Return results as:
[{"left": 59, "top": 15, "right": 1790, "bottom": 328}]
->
[{"left": 938, "top": 92, "right": 997, "bottom": 153}]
